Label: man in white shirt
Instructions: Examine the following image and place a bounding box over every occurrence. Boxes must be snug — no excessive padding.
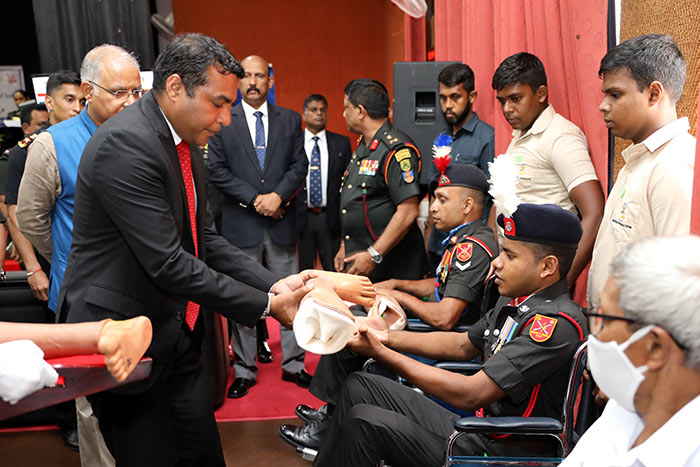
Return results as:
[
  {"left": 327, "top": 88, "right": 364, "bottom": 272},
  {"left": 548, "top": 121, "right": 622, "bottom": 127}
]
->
[
  {"left": 587, "top": 34, "right": 695, "bottom": 306},
  {"left": 298, "top": 94, "right": 352, "bottom": 272},
  {"left": 491, "top": 53, "right": 605, "bottom": 288},
  {"left": 562, "top": 235, "right": 700, "bottom": 467}
]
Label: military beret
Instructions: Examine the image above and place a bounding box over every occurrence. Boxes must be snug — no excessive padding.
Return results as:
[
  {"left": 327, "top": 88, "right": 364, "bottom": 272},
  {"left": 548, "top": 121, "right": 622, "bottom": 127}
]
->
[
  {"left": 429, "top": 162, "right": 489, "bottom": 196},
  {"left": 497, "top": 203, "right": 582, "bottom": 247}
]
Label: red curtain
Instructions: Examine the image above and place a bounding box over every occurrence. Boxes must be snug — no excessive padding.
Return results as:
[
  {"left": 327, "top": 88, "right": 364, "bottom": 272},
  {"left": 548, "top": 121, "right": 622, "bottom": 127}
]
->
[{"left": 404, "top": 15, "right": 427, "bottom": 61}]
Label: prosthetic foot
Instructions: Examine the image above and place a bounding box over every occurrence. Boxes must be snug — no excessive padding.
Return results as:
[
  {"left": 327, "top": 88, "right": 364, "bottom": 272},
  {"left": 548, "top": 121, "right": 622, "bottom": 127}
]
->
[
  {"left": 303, "top": 270, "right": 376, "bottom": 307},
  {"left": 97, "top": 317, "right": 153, "bottom": 382}
]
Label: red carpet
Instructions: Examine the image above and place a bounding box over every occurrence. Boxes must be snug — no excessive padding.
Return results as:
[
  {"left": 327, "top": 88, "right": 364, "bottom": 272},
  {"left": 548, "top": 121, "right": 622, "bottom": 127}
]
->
[{"left": 215, "top": 323, "right": 323, "bottom": 422}]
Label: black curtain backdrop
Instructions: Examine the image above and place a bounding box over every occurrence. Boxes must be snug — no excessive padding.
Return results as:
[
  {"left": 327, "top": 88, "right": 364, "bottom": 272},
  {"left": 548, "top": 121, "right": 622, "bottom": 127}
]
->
[{"left": 32, "top": 0, "right": 155, "bottom": 74}]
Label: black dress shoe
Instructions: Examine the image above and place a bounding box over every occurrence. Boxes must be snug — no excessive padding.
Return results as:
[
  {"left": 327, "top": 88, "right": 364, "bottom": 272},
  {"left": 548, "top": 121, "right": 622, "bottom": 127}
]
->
[
  {"left": 257, "top": 340, "right": 274, "bottom": 363},
  {"left": 279, "top": 418, "right": 329, "bottom": 450},
  {"left": 282, "top": 369, "right": 313, "bottom": 388},
  {"left": 61, "top": 427, "right": 79, "bottom": 452},
  {"left": 295, "top": 403, "right": 328, "bottom": 425},
  {"left": 227, "top": 378, "right": 256, "bottom": 398}
]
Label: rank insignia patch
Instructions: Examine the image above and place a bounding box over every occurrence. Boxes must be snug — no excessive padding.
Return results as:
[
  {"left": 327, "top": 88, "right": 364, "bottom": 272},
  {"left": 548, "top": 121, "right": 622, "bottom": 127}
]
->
[
  {"left": 455, "top": 243, "right": 473, "bottom": 262},
  {"left": 402, "top": 170, "right": 414, "bottom": 183},
  {"left": 399, "top": 159, "right": 412, "bottom": 171},
  {"left": 369, "top": 139, "right": 379, "bottom": 150},
  {"left": 529, "top": 314, "right": 558, "bottom": 343},
  {"left": 358, "top": 159, "right": 379, "bottom": 176}
]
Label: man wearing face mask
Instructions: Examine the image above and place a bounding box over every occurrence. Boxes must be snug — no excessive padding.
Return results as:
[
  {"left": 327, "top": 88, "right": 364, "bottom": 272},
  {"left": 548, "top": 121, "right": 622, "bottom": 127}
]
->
[{"left": 562, "top": 235, "right": 700, "bottom": 466}]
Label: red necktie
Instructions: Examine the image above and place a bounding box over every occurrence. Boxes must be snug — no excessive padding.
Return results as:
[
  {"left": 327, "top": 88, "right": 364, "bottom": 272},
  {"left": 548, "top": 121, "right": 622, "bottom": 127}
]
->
[{"left": 176, "top": 141, "right": 200, "bottom": 331}]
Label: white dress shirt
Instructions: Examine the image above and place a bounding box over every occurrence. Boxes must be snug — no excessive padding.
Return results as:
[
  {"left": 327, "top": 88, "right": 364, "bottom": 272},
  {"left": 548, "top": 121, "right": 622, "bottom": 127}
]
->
[
  {"left": 304, "top": 128, "right": 329, "bottom": 207},
  {"left": 241, "top": 99, "right": 269, "bottom": 147},
  {"left": 560, "top": 396, "right": 700, "bottom": 466}
]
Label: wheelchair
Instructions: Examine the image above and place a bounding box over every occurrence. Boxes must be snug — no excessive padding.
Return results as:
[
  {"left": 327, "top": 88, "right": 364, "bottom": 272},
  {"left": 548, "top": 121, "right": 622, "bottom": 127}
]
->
[{"left": 442, "top": 342, "right": 597, "bottom": 466}]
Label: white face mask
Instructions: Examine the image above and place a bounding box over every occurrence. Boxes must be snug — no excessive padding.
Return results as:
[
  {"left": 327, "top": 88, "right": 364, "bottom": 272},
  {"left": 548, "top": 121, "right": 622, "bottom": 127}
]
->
[{"left": 587, "top": 325, "right": 653, "bottom": 412}]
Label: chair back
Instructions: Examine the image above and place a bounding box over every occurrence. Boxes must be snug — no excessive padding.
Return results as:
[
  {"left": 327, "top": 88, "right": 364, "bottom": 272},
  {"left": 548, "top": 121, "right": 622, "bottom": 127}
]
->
[{"left": 560, "top": 342, "right": 597, "bottom": 452}]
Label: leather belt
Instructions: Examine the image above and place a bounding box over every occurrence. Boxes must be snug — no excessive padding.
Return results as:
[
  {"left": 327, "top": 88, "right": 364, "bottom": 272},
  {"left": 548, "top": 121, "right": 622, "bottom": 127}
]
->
[{"left": 309, "top": 207, "right": 326, "bottom": 214}]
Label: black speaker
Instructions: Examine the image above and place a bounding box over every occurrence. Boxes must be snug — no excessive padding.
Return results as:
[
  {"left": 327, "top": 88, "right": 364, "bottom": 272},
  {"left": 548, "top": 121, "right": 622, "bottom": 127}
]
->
[{"left": 393, "top": 61, "right": 459, "bottom": 187}]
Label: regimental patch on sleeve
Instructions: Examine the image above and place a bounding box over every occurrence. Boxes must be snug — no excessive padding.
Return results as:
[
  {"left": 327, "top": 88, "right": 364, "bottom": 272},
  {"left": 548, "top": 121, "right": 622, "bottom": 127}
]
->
[
  {"left": 394, "top": 148, "right": 412, "bottom": 162},
  {"left": 399, "top": 158, "right": 412, "bottom": 172},
  {"left": 402, "top": 170, "right": 414, "bottom": 183},
  {"left": 529, "top": 314, "right": 558, "bottom": 342},
  {"left": 455, "top": 243, "right": 473, "bottom": 262}
]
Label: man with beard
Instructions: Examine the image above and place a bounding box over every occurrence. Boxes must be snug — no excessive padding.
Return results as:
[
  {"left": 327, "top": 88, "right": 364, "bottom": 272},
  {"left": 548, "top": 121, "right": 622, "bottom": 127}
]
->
[
  {"left": 207, "top": 55, "right": 310, "bottom": 397},
  {"left": 425, "top": 64, "right": 494, "bottom": 272}
]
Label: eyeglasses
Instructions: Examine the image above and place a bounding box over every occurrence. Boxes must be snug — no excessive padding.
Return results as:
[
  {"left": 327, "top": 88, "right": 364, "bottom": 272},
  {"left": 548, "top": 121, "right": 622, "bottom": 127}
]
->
[
  {"left": 89, "top": 81, "right": 144, "bottom": 100},
  {"left": 583, "top": 309, "right": 637, "bottom": 335},
  {"left": 583, "top": 309, "right": 688, "bottom": 350}
]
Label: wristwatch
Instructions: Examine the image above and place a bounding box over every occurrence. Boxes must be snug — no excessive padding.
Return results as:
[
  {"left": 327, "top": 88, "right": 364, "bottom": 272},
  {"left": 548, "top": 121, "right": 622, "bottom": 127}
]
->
[{"left": 367, "top": 245, "right": 383, "bottom": 264}]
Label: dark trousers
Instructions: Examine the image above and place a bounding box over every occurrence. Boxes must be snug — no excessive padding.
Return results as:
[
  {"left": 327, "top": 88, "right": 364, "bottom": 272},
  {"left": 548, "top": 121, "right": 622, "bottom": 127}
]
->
[
  {"left": 313, "top": 372, "right": 544, "bottom": 467},
  {"left": 298, "top": 210, "right": 340, "bottom": 272},
  {"left": 309, "top": 306, "right": 368, "bottom": 404},
  {"left": 89, "top": 329, "right": 224, "bottom": 467}
]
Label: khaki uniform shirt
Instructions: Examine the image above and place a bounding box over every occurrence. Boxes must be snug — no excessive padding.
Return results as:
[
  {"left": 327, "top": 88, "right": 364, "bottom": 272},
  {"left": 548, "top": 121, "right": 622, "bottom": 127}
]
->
[
  {"left": 587, "top": 118, "right": 695, "bottom": 305},
  {"left": 16, "top": 131, "right": 61, "bottom": 260},
  {"left": 505, "top": 105, "right": 598, "bottom": 214}
]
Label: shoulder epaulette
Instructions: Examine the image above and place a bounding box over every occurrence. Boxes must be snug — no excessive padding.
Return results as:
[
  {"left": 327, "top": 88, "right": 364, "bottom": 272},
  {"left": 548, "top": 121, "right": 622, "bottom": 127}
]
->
[
  {"left": 381, "top": 129, "right": 404, "bottom": 149},
  {"left": 17, "top": 133, "right": 39, "bottom": 149}
]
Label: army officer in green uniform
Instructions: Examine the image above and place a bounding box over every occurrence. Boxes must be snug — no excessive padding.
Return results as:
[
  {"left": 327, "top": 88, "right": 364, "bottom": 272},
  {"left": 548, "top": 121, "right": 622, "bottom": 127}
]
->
[{"left": 334, "top": 79, "right": 426, "bottom": 282}]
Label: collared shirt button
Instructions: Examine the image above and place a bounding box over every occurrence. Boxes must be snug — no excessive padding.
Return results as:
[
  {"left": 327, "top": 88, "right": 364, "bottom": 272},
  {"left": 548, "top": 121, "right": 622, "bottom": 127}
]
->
[{"left": 261, "top": 179, "right": 265, "bottom": 184}]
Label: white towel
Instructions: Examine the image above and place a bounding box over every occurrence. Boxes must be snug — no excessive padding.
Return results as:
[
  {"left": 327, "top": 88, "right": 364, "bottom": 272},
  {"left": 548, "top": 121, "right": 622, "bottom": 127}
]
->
[{"left": 293, "top": 297, "right": 356, "bottom": 355}]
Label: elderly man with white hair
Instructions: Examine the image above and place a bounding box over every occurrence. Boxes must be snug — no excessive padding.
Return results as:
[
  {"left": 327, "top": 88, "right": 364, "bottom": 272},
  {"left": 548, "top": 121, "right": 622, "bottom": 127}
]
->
[
  {"left": 16, "top": 43, "right": 142, "bottom": 465},
  {"left": 562, "top": 235, "right": 700, "bottom": 466}
]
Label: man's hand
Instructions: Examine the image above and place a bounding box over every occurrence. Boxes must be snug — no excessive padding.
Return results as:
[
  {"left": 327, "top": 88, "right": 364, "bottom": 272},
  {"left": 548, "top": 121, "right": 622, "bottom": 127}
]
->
[
  {"left": 27, "top": 270, "right": 49, "bottom": 302},
  {"left": 345, "top": 250, "right": 376, "bottom": 276},
  {"left": 334, "top": 243, "right": 345, "bottom": 272},
  {"left": 373, "top": 279, "right": 397, "bottom": 290},
  {"left": 354, "top": 316, "right": 389, "bottom": 344},
  {"left": 269, "top": 283, "right": 313, "bottom": 329},
  {"left": 346, "top": 320, "right": 386, "bottom": 357},
  {"left": 270, "top": 270, "right": 317, "bottom": 295},
  {"left": 254, "top": 192, "right": 283, "bottom": 217},
  {"left": 9, "top": 244, "right": 21, "bottom": 263},
  {"left": 270, "top": 207, "right": 285, "bottom": 220}
]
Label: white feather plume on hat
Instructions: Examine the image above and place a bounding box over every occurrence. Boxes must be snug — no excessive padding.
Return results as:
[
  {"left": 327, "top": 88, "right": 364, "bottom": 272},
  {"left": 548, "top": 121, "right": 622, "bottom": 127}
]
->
[{"left": 488, "top": 154, "right": 521, "bottom": 218}]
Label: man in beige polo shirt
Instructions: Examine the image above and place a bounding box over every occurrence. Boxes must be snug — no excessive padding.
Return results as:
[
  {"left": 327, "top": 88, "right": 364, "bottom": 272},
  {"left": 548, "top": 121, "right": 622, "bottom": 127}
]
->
[
  {"left": 491, "top": 53, "right": 605, "bottom": 287},
  {"left": 588, "top": 34, "right": 695, "bottom": 306}
]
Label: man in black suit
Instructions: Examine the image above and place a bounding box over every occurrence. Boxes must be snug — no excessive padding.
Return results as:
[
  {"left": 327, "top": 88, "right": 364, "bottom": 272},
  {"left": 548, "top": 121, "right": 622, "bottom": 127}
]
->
[
  {"left": 207, "top": 55, "right": 310, "bottom": 397},
  {"left": 298, "top": 94, "right": 352, "bottom": 272},
  {"left": 59, "top": 34, "right": 311, "bottom": 466}
]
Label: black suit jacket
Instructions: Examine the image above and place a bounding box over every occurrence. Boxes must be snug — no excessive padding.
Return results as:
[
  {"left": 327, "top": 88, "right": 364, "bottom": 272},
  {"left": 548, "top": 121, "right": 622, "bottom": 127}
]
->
[
  {"left": 298, "top": 130, "right": 352, "bottom": 233},
  {"left": 206, "top": 102, "right": 308, "bottom": 248},
  {"left": 58, "top": 92, "right": 278, "bottom": 390}
]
